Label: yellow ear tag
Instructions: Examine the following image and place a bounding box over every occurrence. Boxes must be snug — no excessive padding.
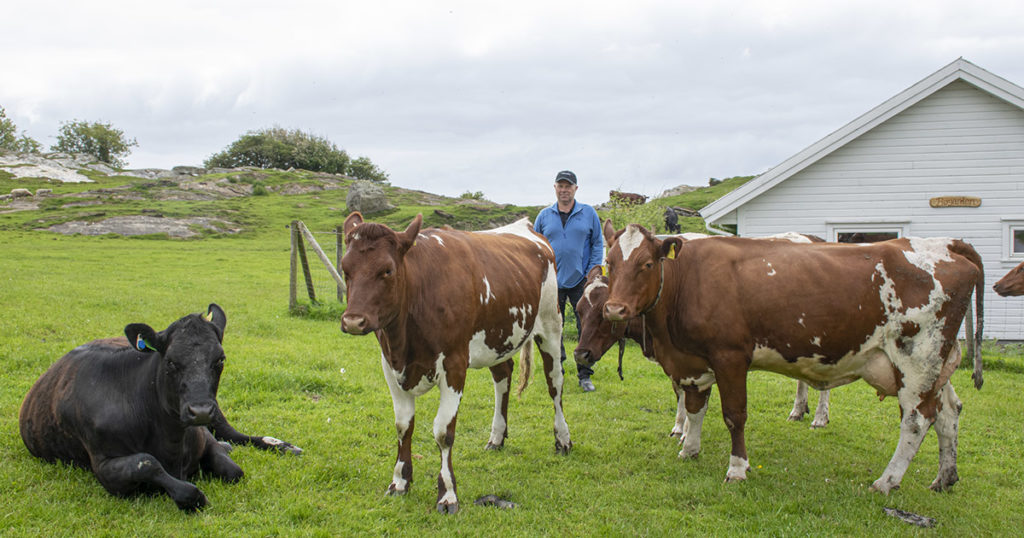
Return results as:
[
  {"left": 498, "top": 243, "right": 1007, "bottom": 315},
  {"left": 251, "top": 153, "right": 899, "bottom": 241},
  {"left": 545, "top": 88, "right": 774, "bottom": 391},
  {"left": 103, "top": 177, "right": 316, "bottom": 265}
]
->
[
  {"left": 203, "top": 310, "right": 214, "bottom": 322},
  {"left": 601, "top": 265, "right": 608, "bottom": 276},
  {"left": 667, "top": 244, "right": 677, "bottom": 260}
]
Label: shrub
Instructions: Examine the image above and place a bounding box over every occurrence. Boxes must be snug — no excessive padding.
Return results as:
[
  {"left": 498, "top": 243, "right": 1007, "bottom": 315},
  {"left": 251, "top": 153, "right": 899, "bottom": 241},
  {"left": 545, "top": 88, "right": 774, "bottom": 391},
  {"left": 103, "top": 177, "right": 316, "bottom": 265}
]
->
[
  {"left": 0, "top": 106, "right": 41, "bottom": 153},
  {"left": 51, "top": 120, "right": 137, "bottom": 167}
]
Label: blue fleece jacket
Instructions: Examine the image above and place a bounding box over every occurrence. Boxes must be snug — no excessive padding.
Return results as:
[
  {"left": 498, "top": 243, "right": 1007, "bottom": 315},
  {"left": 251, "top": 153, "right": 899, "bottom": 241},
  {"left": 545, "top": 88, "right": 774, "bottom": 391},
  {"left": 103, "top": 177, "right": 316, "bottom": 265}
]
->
[{"left": 534, "top": 201, "right": 604, "bottom": 289}]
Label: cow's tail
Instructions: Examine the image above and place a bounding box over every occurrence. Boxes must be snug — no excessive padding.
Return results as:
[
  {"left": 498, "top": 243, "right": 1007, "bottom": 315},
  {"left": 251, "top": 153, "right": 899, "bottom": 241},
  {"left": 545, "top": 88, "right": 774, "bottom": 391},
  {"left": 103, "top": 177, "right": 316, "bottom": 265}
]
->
[
  {"left": 517, "top": 338, "right": 533, "bottom": 397},
  {"left": 950, "top": 239, "right": 984, "bottom": 389}
]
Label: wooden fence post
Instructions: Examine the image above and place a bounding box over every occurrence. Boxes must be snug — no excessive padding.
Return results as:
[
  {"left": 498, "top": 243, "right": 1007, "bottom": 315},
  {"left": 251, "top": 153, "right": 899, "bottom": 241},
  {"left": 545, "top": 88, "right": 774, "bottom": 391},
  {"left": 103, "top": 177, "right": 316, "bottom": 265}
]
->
[
  {"left": 295, "top": 223, "right": 317, "bottom": 304},
  {"left": 289, "top": 221, "right": 298, "bottom": 311}
]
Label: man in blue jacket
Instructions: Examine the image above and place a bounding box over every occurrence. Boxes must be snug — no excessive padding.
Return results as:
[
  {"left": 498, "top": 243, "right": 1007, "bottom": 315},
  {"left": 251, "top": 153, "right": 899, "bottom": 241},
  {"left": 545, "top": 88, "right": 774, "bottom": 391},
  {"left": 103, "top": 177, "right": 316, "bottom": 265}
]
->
[{"left": 534, "top": 170, "right": 604, "bottom": 392}]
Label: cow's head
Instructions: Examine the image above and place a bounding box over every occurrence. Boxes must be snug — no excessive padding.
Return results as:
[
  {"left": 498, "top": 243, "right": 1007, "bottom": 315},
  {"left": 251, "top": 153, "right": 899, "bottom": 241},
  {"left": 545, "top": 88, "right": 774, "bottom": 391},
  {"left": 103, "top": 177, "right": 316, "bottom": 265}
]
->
[
  {"left": 602, "top": 220, "right": 682, "bottom": 322},
  {"left": 574, "top": 266, "right": 627, "bottom": 369},
  {"left": 994, "top": 260, "right": 1024, "bottom": 297},
  {"left": 124, "top": 304, "right": 227, "bottom": 426},
  {"left": 340, "top": 212, "right": 422, "bottom": 335}
]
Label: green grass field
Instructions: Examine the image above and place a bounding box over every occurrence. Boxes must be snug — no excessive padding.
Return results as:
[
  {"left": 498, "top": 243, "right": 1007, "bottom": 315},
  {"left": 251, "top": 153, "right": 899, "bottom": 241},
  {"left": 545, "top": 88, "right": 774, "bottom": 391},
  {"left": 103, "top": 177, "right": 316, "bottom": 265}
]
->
[{"left": 2, "top": 173, "right": 1023, "bottom": 536}]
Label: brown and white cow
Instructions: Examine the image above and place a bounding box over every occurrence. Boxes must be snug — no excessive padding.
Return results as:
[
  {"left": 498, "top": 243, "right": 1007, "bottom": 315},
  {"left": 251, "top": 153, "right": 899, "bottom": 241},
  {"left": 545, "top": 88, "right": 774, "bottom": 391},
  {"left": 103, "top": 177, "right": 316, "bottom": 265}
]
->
[
  {"left": 340, "top": 213, "right": 571, "bottom": 514},
  {"left": 994, "top": 259, "right": 1024, "bottom": 296},
  {"left": 573, "top": 233, "right": 832, "bottom": 454},
  {"left": 598, "top": 222, "right": 983, "bottom": 493}
]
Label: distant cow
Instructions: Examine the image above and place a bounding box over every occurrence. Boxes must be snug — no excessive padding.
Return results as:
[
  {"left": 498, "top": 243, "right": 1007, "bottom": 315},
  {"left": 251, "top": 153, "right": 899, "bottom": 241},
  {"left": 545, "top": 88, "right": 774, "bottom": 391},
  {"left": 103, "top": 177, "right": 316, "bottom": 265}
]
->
[
  {"left": 994, "top": 260, "right": 1024, "bottom": 296},
  {"left": 340, "top": 213, "right": 571, "bottom": 514},
  {"left": 663, "top": 207, "right": 680, "bottom": 234},
  {"left": 19, "top": 304, "right": 302, "bottom": 511},
  {"left": 599, "top": 223, "right": 983, "bottom": 493},
  {"left": 609, "top": 190, "right": 647, "bottom": 205}
]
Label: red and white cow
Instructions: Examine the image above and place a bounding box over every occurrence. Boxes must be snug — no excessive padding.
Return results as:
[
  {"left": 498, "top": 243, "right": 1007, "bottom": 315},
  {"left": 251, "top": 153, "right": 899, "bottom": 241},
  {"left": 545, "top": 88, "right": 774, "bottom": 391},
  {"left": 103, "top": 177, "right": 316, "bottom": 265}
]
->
[
  {"left": 340, "top": 213, "right": 571, "bottom": 514},
  {"left": 599, "top": 222, "right": 983, "bottom": 493},
  {"left": 573, "top": 232, "right": 832, "bottom": 449},
  {"left": 994, "top": 259, "right": 1024, "bottom": 296}
]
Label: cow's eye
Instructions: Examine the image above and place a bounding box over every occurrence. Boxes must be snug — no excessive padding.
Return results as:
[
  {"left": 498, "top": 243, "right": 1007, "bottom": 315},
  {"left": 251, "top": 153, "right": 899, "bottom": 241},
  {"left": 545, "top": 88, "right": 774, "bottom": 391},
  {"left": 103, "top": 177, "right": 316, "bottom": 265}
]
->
[
  {"left": 644, "top": 262, "right": 653, "bottom": 270},
  {"left": 382, "top": 268, "right": 393, "bottom": 278}
]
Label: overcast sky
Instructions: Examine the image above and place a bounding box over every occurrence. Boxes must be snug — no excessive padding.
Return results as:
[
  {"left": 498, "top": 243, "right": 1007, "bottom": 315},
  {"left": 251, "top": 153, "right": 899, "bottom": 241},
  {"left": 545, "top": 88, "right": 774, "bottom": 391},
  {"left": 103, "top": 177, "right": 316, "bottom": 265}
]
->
[{"left": 3, "top": 1, "right": 1023, "bottom": 206}]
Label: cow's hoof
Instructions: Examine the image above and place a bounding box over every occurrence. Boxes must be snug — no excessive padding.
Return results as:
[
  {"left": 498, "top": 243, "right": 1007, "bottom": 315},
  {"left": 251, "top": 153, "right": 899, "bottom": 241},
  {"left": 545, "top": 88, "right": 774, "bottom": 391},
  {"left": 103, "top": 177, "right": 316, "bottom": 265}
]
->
[
  {"left": 869, "top": 479, "right": 899, "bottom": 494},
  {"left": 669, "top": 429, "right": 683, "bottom": 438},
  {"left": 387, "top": 484, "right": 409, "bottom": 496},
  {"left": 810, "top": 419, "right": 829, "bottom": 429},
  {"left": 678, "top": 449, "right": 700, "bottom": 459},
  {"left": 723, "top": 474, "right": 747, "bottom": 483},
  {"left": 484, "top": 441, "right": 504, "bottom": 451},
  {"left": 929, "top": 469, "right": 959, "bottom": 492},
  {"left": 555, "top": 439, "right": 572, "bottom": 455},
  {"left": 175, "top": 487, "right": 208, "bottom": 512},
  {"left": 261, "top": 436, "right": 304, "bottom": 455},
  {"left": 437, "top": 501, "right": 459, "bottom": 514}
]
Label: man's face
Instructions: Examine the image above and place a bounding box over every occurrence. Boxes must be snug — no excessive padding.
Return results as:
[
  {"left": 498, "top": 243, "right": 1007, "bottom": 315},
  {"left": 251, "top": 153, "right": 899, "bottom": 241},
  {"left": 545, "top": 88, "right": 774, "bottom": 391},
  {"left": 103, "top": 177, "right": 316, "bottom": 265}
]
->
[{"left": 555, "top": 181, "right": 577, "bottom": 205}]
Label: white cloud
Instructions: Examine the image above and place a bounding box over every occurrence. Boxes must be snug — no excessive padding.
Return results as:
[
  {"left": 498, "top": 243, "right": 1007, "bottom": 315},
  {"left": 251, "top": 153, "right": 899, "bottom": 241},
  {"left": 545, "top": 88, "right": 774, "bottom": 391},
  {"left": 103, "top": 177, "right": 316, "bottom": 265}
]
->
[{"left": 3, "top": 1, "right": 1024, "bottom": 205}]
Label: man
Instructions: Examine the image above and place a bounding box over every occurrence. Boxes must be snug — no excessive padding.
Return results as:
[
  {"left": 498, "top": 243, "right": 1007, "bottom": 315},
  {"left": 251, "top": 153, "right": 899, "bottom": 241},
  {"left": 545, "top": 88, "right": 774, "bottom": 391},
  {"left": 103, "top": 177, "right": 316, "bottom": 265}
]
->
[{"left": 533, "top": 170, "right": 604, "bottom": 392}]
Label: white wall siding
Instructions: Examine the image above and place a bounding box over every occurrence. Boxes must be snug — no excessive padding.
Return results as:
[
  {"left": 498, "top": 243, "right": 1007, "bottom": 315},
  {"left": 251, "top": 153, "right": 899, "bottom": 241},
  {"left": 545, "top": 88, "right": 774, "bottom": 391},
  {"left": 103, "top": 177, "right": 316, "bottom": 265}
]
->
[{"left": 737, "top": 80, "right": 1024, "bottom": 339}]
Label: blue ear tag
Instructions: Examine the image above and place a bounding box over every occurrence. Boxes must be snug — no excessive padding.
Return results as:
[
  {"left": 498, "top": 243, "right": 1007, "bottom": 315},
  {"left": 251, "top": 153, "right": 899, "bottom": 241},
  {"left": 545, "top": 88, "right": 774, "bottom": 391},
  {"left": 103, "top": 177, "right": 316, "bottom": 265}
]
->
[{"left": 136, "top": 335, "right": 148, "bottom": 351}]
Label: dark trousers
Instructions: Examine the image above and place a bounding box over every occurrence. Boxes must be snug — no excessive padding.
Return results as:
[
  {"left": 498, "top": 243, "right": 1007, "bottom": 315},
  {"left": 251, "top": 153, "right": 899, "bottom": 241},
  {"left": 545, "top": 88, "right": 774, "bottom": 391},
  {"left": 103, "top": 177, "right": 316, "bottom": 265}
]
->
[{"left": 558, "top": 280, "right": 594, "bottom": 379}]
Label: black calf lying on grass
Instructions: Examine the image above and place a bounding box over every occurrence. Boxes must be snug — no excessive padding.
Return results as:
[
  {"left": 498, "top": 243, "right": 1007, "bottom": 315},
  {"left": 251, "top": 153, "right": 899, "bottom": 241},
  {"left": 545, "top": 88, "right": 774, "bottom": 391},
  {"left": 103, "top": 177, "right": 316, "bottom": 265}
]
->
[{"left": 19, "top": 304, "right": 302, "bottom": 511}]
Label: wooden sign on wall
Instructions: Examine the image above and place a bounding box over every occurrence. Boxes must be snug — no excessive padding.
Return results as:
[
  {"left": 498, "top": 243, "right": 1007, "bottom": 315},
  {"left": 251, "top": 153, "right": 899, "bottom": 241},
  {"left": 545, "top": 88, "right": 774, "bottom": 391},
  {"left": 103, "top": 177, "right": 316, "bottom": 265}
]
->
[{"left": 929, "top": 196, "right": 981, "bottom": 208}]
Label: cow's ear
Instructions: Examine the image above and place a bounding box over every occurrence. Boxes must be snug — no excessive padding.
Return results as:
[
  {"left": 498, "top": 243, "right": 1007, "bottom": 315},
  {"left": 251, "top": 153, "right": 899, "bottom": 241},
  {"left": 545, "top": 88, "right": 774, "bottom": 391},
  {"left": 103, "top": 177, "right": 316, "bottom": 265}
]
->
[
  {"left": 343, "top": 212, "right": 364, "bottom": 239},
  {"left": 399, "top": 214, "right": 423, "bottom": 254},
  {"left": 602, "top": 219, "right": 619, "bottom": 247},
  {"left": 586, "top": 265, "right": 605, "bottom": 281},
  {"left": 204, "top": 303, "right": 227, "bottom": 342},
  {"left": 125, "top": 323, "right": 166, "bottom": 354},
  {"left": 660, "top": 236, "right": 683, "bottom": 260}
]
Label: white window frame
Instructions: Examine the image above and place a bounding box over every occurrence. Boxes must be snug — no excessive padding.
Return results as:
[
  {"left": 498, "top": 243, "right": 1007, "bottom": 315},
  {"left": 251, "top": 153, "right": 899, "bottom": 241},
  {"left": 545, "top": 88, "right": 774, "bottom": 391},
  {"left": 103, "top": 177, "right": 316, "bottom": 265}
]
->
[
  {"left": 826, "top": 220, "right": 909, "bottom": 243},
  {"left": 1001, "top": 218, "right": 1024, "bottom": 261}
]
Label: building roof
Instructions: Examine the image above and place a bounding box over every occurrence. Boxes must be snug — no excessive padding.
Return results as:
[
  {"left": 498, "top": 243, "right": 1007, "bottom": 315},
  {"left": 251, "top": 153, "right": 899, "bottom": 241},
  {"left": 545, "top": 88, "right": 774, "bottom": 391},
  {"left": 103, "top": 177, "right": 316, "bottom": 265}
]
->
[{"left": 700, "top": 58, "right": 1024, "bottom": 229}]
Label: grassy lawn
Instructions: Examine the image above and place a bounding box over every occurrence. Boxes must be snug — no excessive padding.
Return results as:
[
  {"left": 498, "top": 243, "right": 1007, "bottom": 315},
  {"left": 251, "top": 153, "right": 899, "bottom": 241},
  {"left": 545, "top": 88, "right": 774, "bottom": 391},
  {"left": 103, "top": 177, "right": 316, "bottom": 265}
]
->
[{"left": 2, "top": 229, "right": 1022, "bottom": 537}]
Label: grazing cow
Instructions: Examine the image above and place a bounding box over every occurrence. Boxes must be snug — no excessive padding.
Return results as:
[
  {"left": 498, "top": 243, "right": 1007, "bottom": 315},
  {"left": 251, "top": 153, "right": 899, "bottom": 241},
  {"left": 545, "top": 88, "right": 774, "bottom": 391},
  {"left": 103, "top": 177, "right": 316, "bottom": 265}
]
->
[
  {"left": 19, "top": 304, "right": 302, "bottom": 511},
  {"left": 340, "top": 212, "right": 570, "bottom": 514},
  {"left": 573, "top": 233, "right": 832, "bottom": 450},
  {"left": 994, "top": 260, "right": 1024, "bottom": 296},
  {"left": 598, "top": 223, "right": 983, "bottom": 493},
  {"left": 609, "top": 190, "right": 647, "bottom": 205}
]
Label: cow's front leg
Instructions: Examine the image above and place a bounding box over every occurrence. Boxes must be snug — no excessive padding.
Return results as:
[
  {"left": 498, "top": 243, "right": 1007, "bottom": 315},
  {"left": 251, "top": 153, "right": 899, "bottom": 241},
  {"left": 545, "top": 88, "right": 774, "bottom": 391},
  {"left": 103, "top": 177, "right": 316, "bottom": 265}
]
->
[
  {"left": 670, "top": 382, "right": 686, "bottom": 437},
  {"left": 714, "top": 355, "right": 750, "bottom": 482},
  {"left": 198, "top": 427, "right": 244, "bottom": 483},
  {"left": 92, "top": 453, "right": 207, "bottom": 511},
  {"left": 678, "top": 387, "right": 710, "bottom": 459},
  {"left": 210, "top": 407, "right": 304, "bottom": 455},
  {"left": 486, "top": 359, "right": 514, "bottom": 449},
  {"left": 382, "top": 354, "right": 416, "bottom": 496},
  {"left": 434, "top": 365, "right": 465, "bottom": 514}
]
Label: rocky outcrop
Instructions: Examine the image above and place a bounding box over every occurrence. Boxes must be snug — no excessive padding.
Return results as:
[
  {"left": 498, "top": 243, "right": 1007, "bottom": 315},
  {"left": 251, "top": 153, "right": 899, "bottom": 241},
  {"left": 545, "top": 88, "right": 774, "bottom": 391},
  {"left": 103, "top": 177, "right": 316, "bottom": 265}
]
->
[{"left": 346, "top": 180, "right": 394, "bottom": 214}]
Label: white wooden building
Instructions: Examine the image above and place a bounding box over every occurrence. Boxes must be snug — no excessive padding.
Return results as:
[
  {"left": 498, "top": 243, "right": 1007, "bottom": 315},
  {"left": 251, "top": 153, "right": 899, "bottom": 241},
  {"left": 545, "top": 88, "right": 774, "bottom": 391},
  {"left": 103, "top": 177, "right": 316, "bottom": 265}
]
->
[{"left": 701, "top": 58, "right": 1024, "bottom": 339}]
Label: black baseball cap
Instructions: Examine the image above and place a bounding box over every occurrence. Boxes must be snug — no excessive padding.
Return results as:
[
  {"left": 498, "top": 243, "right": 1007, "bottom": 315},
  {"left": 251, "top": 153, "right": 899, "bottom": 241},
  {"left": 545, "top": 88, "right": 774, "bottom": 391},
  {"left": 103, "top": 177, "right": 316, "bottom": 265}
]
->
[{"left": 555, "top": 170, "right": 577, "bottom": 185}]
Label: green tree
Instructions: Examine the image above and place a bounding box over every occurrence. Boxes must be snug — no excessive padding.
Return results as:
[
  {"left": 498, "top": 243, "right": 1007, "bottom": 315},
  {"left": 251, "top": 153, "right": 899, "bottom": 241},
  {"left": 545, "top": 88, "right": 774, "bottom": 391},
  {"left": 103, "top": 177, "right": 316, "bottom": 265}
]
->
[
  {"left": 348, "top": 155, "right": 389, "bottom": 183},
  {"left": 0, "top": 106, "right": 41, "bottom": 153},
  {"left": 51, "top": 120, "right": 137, "bottom": 167},
  {"left": 205, "top": 127, "right": 359, "bottom": 175}
]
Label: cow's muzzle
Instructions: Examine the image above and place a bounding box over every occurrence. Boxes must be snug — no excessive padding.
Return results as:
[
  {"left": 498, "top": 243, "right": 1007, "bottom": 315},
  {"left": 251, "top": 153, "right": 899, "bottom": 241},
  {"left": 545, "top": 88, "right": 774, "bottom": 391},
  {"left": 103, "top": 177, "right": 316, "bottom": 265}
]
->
[
  {"left": 573, "top": 348, "right": 596, "bottom": 368},
  {"left": 604, "top": 303, "right": 630, "bottom": 322},
  {"left": 183, "top": 401, "right": 215, "bottom": 426},
  {"left": 341, "top": 313, "right": 373, "bottom": 335}
]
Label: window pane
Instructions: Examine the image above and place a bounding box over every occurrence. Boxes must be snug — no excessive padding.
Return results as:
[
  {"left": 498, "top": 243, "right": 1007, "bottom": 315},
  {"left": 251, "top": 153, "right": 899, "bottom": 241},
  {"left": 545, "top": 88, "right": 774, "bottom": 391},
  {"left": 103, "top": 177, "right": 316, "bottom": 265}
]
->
[
  {"left": 837, "top": 231, "right": 899, "bottom": 244},
  {"left": 1014, "top": 229, "right": 1024, "bottom": 254}
]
